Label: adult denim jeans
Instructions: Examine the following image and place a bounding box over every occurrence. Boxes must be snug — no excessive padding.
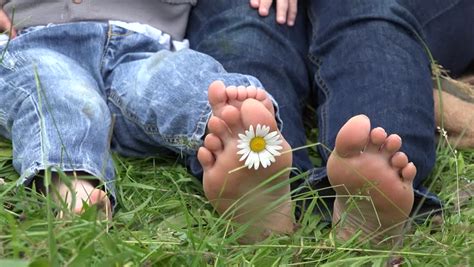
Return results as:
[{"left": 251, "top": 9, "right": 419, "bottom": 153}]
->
[
  {"left": 0, "top": 22, "right": 266, "bottom": 206},
  {"left": 187, "top": 0, "right": 474, "bottom": 220}
]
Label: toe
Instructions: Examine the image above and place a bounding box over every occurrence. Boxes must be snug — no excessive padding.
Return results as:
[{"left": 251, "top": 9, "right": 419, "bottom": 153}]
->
[
  {"left": 365, "top": 127, "right": 387, "bottom": 152},
  {"left": 208, "top": 81, "right": 227, "bottom": 111},
  {"left": 198, "top": 147, "right": 216, "bottom": 171},
  {"left": 240, "top": 98, "right": 277, "bottom": 132},
  {"left": 204, "top": 133, "right": 224, "bottom": 155},
  {"left": 237, "top": 86, "right": 248, "bottom": 101},
  {"left": 382, "top": 134, "right": 402, "bottom": 157},
  {"left": 87, "top": 189, "right": 112, "bottom": 221},
  {"left": 255, "top": 88, "right": 268, "bottom": 101},
  {"left": 208, "top": 116, "right": 231, "bottom": 140},
  {"left": 391, "top": 152, "right": 409, "bottom": 169},
  {"left": 401, "top": 162, "right": 417, "bottom": 182},
  {"left": 246, "top": 86, "right": 257, "bottom": 98},
  {"left": 226, "top": 86, "right": 238, "bottom": 100},
  {"left": 334, "top": 114, "right": 371, "bottom": 157}
]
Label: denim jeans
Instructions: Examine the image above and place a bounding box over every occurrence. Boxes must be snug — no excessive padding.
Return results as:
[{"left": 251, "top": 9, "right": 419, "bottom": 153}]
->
[
  {"left": 187, "top": 0, "right": 474, "bottom": 219},
  {"left": 0, "top": 21, "right": 264, "bottom": 206}
]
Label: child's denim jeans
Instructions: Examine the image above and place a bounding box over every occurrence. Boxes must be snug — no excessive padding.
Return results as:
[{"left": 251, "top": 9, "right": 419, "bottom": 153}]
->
[{"left": 0, "top": 22, "right": 267, "bottom": 206}]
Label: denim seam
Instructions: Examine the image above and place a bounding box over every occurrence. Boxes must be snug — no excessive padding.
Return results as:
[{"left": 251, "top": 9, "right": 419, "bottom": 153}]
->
[
  {"left": 309, "top": 55, "right": 331, "bottom": 160},
  {"left": 107, "top": 91, "right": 207, "bottom": 151},
  {"left": 186, "top": 102, "right": 211, "bottom": 150},
  {"left": 160, "top": 102, "right": 211, "bottom": 152},
  {"left": 107, "top": 91, "right": 148, "bottom": 128},
  {"left": 100, "top": 23, "right": 113, "bottom": 76},
  {"left": 420, "top": 0, "right": 462, "bottom": 28},
  {"left": 108, "top": 91, "right": 165, "bottom": 134},
  {"left": 29, "top": 95, "right": 48, "bottom": 169}
]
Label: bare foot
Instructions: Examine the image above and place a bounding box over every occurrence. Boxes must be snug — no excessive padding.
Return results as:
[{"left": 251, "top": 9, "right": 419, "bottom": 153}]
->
[
  {"left": 52, "top": 173, "right": 112, "bottom": 221},
  {"left": 198, "top": 81, "right": 294, "bottom": 243},
  {"left": 327, "top": 115, "right": 416, "bottom": 245}
]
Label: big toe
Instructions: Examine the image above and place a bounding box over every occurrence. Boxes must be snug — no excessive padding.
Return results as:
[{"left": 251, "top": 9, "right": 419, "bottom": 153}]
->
[
  {"left": 208, "top": 81, "right": 228, "bottom": 114},
  {"left": 334, "top": 114, "right": 371, "bottom": 158},
  {"left": 240, "top": 98, "right": 277, "bottom": 132}
]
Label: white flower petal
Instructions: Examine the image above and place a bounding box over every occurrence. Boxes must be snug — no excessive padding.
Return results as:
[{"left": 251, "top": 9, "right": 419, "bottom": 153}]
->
[
  {"left": 253, "top": 153, "right": 260, "bottom": 170},
  {"left": 248, "top": 125, "right": 255, "bottom": 138},
  {"left": 237, "top": 124, "right": 284, "bottom": 170},
  {"left": 238, "top": 133, "right": 250, "bottom": 141},
  {"left": 245, "top": 152, "right": 258, "bottom": 169},
  {"left": 256, "top": 124, "right": 270, "bottom": 137},
  {"left": 239, "top": 150, "right": 250, "bottom": 161},
  {"left": 264, "top": 131, "right": 278, "bottom": 140},
  {"left": 266, "top": 135, "right": 281, "bottom": 144},
  {"left": 260, "top": 150, "right": 272, "bottom": 168},
  {"left": 261, "top": 154, "right": 272, "bottom": 168},
  {"left": 237, "top": 143, "right": 249, "bottom": 149},
  {"left": 237, "top": 147, "right": 250, "bottom": 155},
  {"left": 265, "top": 145, "right": 282, "bottom": 156}
]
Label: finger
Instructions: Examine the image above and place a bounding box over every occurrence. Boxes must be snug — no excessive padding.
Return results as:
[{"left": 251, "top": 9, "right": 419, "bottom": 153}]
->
[
  {"left": 276, "top": 0, "right": 289, "bottom": 24},
  {"left": 259, "top": 0, "right": 273, "bottom": 16},
  {"left": 287, "top": 0, "right": 298, "bottom": 26},
  {"left": 249, "top": 0, "right": 260, "bottom": 9}
]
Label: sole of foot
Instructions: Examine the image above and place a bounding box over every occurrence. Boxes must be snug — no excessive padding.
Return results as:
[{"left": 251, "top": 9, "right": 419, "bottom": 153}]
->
[
  {"left": 198, "top": 81, "right": 294, "bottom": 243},
  {"left": 327, "top": 114, "right": 415, "bottom": 245}
]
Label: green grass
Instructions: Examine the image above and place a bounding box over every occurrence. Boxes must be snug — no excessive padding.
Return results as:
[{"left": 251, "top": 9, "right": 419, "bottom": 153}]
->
[{"left": 0, "top": 132, "right": 472, "bottom": 266}]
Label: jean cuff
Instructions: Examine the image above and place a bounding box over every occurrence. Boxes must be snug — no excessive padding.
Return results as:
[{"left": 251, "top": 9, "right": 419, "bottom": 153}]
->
[{"left": 17, "top": 161, "right": 117, "bottom": 210}]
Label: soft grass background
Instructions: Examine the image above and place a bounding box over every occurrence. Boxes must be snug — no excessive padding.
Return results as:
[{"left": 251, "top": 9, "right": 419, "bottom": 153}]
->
[{"left": 0, "top": 127, "right": 473, "bottom": 266}]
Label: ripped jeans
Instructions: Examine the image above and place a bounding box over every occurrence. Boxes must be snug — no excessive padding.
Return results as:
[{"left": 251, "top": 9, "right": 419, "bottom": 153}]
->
[{"left": 0, "top": 21, "right": 266, "bottom": 206}]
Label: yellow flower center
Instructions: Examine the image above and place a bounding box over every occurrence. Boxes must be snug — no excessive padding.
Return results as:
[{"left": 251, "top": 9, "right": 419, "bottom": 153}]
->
[{"left": 250, "top": 136, "right": 266, "bottom": 152}]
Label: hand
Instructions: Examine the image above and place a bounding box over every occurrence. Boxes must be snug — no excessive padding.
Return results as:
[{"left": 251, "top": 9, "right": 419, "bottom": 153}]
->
[
  {"left": 249, "top": 0, "right": 298, "bottom": 26},
  {"left": 0, "top": 8, "right": 17, "bottom": 38}
]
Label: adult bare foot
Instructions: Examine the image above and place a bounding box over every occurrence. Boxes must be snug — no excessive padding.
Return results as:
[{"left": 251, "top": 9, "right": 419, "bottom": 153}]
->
[
  {"left": 52, "top": 173, "right": 112, "bottom": 221},
  {"left": 327, "top": 115, "right": 416, "bottom": 245},
  {"left": 198, "top": 81, "right": 294, "bottom": 243}
]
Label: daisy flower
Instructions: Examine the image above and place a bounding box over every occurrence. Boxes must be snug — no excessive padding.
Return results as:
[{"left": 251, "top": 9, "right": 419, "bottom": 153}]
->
[{"left": 237, "top": 124, "right": 283, "bottom": 170}]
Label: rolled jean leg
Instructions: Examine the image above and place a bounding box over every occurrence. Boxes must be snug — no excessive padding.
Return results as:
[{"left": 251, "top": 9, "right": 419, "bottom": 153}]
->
[
  {"left": 0, "top": 47, "right": 116, "bottom": 203},
  {"left": 187, "top": 0, "right": 314, "bottom": 180},
  {"left": 106, "top": 48, "right": 264, "bottom": 164},
  {"left": 307, "top": 0, "right": 442, "bottom": 215}
]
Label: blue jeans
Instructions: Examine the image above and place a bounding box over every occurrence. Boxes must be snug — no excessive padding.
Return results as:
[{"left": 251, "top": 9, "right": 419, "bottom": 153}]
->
[
  {"left": 0, "top": 22, "right": 265, "bottom": 206},
  {"left": 187, "top": 0, "right": 474, "bottom": 219}
]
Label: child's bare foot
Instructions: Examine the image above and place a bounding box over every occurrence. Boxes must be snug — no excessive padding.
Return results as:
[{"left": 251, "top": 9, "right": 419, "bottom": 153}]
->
[
  {"left": 327, "top": 115, "right": 415, "bottom": 245},
  {"left": 198, "top": 81, "right": 294, "bottom": 243},
  {"left": 52, "top": 174, "right": 112, "bottom": 221}
]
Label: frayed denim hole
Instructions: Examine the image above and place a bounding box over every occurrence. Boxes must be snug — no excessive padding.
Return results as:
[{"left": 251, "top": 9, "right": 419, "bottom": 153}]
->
[
  {"left": 0, "top": 50, "right": 17, "bottom": 71},
  {"left": 162, "top": 135, "right": 202, "bottom": 153},
  {"left": 0, "top": 110, "right": 7, "bottom": 128}
]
